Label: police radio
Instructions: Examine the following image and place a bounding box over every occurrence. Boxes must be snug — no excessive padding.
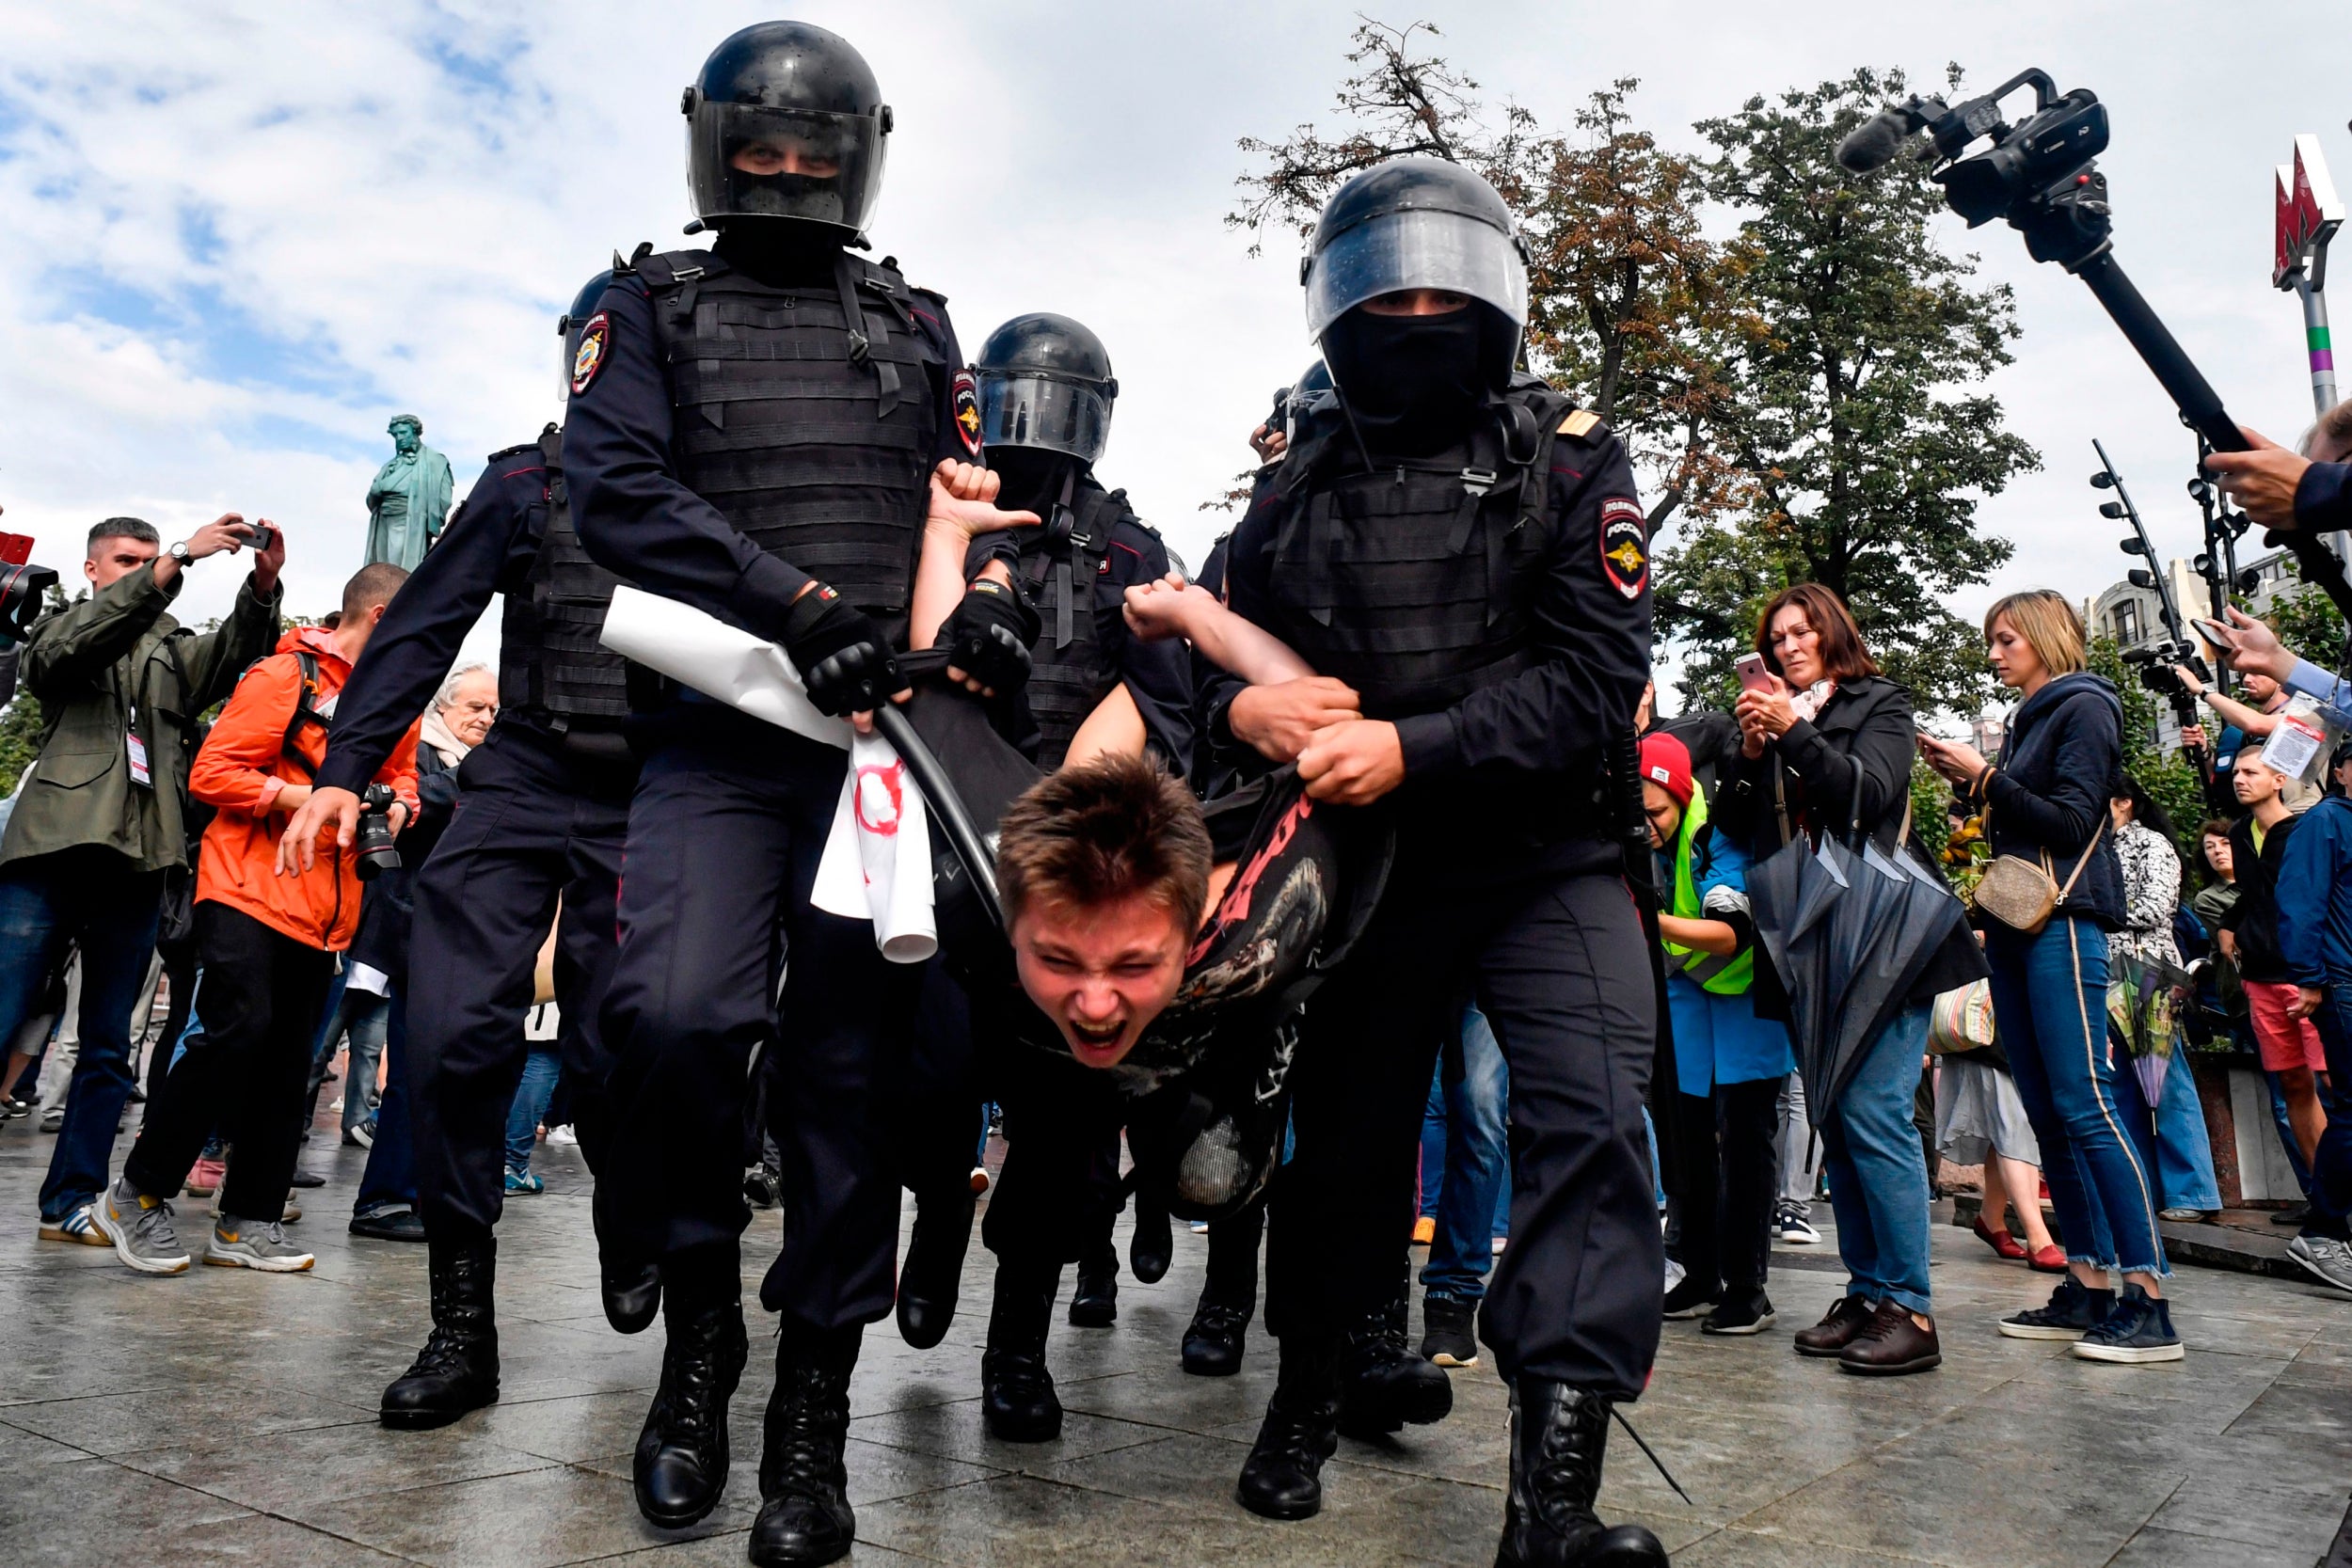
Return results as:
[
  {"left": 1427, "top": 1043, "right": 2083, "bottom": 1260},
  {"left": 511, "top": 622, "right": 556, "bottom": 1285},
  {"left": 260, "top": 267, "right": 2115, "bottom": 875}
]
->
[{"left": 0, "top": 534, "right": 59, "bottom": 646}]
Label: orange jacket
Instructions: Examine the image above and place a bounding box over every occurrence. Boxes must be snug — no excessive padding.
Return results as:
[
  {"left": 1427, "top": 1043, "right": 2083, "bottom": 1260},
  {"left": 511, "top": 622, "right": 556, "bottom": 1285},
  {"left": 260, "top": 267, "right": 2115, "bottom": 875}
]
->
[{"left": 191, "top": 627, "right": 420, "bottom": 951}]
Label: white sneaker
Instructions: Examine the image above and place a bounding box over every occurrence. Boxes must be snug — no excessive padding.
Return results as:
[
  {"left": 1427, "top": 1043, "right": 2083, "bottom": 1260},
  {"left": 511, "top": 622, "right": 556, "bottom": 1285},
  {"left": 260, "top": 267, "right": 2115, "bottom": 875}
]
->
[
  {"left": 546, "top": 1126, "right": 579, "bottom": 1148},
  {"left": 205, "top": 1216, "right": 315, "bottom": 1272}
]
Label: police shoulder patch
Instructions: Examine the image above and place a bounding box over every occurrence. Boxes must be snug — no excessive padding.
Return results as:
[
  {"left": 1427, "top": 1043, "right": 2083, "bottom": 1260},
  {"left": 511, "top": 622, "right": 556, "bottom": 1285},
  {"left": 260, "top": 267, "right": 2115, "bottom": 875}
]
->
[
  {"left": 953, "top": 370, "right": 982, "bottom": 456},
  {"left": 1599, "top": 497, "right": 1648, "bottom": 600},
  {"left": 1558, "top": 408, "right": 1603, "bottom": 440},
  {"left": 570, "top": 312, "right": 610, "bottom": 398}
]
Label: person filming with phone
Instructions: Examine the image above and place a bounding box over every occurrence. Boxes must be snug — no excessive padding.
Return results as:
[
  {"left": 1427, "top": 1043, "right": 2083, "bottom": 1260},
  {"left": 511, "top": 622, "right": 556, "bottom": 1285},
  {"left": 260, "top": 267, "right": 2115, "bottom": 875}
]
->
[
  {"left": 1714, "top": 582, "right": 1957, "bottom": 1373},
  {"left": 0, "top": 513, "right": 283, "bottom": 1250}
]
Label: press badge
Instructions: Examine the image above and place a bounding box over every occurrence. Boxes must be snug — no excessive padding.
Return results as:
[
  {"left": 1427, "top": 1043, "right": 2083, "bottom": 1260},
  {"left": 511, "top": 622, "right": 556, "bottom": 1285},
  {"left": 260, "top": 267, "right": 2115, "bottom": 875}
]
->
[{"left": 126, "top": 705, "right": 152, "bottom": 788}]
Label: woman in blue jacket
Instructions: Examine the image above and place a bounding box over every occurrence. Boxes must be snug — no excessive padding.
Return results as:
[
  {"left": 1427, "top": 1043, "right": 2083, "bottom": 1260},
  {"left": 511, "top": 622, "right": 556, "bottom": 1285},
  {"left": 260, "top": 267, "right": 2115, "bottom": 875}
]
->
[{"left": 1920, "top": 590, "right": 2179, "bottom": 1364}]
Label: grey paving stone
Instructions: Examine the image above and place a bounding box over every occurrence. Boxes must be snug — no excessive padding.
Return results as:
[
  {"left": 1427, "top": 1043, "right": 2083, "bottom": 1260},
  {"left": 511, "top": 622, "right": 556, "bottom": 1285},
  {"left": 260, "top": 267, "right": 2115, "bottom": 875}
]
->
[
  {"left": 289, "top": 1461, "right": 755, "bottom": 1566},
  {"left": 118, "top": 1418, "right": 563, "bottom": 1513}
]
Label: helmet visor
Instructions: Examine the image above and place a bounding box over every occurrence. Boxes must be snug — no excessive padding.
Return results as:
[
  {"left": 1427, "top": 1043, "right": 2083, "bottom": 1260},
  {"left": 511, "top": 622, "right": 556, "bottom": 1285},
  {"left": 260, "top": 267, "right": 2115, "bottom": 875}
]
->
[
  {"left": 688, "top": 103, "right": 886, "bottom": 234},
  {"left": 977, "top": 372, "right": 1113, "bottom": 465},
  {"left": 1304, "top": 206, "right": 1528, "bottom": 338}
]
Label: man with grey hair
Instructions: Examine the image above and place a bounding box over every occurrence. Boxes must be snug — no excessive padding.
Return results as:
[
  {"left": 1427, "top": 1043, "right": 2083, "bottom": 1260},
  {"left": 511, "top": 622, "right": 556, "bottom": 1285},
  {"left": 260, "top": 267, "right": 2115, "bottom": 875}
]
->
[{"left": 366, "top": 415, "right": 455, "bottom": 570}]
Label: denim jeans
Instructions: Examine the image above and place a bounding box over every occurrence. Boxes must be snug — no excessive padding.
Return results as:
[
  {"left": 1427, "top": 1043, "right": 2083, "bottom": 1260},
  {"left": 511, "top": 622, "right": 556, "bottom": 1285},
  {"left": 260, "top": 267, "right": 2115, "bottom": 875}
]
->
[
  {"left": 2113, "top": 1044, "right": 2220, "bottom": 1213},
  {"left": 1418, "top": 1004, "right": 1512, "bottom": 1302},
  {"left": 2298, "top": 985, "right": 2352, "bottom": 1243},
  {"left": 308, "top": 979, "right": 389, "bottom": 1136},
  {"left": 1816, "top": 1000, "right": 1935, "bottom": 1316},
  {"left": 1775, "top": 1070, "right": 1819, "bottom": 1213},
  {"left": 1987, "top": 918, "right": 2167, "bottom": 1277},
  {"left": 0, "top": 849, "right": 167, "bottom": 1222},
  {"left": 504, "top": 1044, "right": 562, "bottom": 1174},
  {"left": 354, "top": 989, "right": 416, "bottom": 1216}
]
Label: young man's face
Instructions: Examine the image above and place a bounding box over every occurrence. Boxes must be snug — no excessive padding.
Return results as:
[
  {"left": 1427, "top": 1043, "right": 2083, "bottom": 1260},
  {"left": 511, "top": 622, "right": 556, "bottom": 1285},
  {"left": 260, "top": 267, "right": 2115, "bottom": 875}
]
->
[
  {"left": 2234, "top": 755, "right": 2283, "bottom": 806},
  {"left": 86, "top": 533, "right": 158, "bottom": 592},
  {"left": 1642, "top": 779, "right": 1683, "bottom": 850},
  {"left": 1010, "top": 895, "right": 1191, "bottom": 1069}
]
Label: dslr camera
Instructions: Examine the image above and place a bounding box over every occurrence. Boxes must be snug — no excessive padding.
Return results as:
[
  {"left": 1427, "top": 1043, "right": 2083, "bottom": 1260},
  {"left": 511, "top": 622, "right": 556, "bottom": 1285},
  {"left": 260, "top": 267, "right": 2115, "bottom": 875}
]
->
[
  {"left": 353, "top": 784, "right": 402, "bottom": 882},
  {"left": 0, "top": 533, "right": 59, "bottom": 646}
]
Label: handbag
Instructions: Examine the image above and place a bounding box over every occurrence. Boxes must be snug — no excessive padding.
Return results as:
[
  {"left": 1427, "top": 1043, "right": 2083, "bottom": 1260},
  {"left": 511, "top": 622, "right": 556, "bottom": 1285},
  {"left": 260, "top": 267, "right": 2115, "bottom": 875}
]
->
[
  {"left": 1927, "top": 978, "right": 1996, "bottom": 1054},
  {"left": 1971, "top": 798, "right": 2104, "bottom": 936}
]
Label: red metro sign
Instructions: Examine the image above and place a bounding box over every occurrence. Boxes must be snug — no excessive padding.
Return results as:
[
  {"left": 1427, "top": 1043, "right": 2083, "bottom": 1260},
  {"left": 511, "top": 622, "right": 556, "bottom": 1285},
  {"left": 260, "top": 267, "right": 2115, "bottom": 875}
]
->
[{"left": 2276, "top": 133, "right": 2345, "bottom": 289}]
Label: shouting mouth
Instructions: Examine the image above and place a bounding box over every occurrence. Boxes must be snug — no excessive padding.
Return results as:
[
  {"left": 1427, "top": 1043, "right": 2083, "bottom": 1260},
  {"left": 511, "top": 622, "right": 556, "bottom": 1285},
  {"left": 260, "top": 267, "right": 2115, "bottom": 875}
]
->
[{"left": 1067, "top": 1017, "right": 1130, "bottom": 1068}]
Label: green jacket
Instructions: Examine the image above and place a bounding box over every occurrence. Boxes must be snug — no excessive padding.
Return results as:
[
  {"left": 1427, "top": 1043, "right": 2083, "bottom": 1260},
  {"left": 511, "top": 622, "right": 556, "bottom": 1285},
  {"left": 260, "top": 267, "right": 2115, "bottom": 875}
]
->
[{"left": 0, "top": 564, "right": 281, "bottom": 874}]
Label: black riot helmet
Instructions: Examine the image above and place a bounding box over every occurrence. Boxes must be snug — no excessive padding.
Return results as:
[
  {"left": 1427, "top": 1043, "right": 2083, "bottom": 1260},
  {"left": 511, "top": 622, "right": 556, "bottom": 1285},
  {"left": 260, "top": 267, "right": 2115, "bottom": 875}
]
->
[
  {"left": 557, "top": 270, "right": 613, "bottom": 401},
  {"left": 681, "top": 23, "right": 892, "bottom": 243},
  {"left": 1281, "top": 358, "right": 1334, "bottom": 445},
  {"left": 1300, "top": 157, "right": 1530, "bottom": 341},
  {"left": 974, "top": 313, "right": 1119, "bottom": 467}
]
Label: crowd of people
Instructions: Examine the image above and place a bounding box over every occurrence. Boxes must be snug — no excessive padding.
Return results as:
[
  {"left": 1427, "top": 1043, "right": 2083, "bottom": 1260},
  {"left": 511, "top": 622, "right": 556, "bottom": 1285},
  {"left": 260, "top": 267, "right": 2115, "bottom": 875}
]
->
[{"left": 10, "top": 20, "right": 2352, "bottom": 1568}]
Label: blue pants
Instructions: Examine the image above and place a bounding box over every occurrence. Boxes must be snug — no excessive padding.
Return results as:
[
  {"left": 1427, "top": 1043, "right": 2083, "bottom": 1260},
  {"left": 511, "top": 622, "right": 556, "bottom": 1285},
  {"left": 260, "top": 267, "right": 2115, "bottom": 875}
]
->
[
  {"left": 504, "top": 1045, "right": 561, "bottom": 1174},
  {"left": 2299, "top": 986, "right": 2352, "bottom": 1243},
  {"left": 1988, "top": 920, "right": 2166, "bottom": 1277},
  {"left": 355, "top": 990, "right": 416, "bottom": 1217},
  {"left": 1418, "top": 1003, "right": 1512, "bottom": 1302},
  {"left": 0, "top": 849, "right": 167, "bottom": 1222},
  {"left": 1817, "top": 1001, "right": 1934, "bottom": 1316},
  {"left": 2113, "top": 1045, "right": 2220, "bottom": 1213}
]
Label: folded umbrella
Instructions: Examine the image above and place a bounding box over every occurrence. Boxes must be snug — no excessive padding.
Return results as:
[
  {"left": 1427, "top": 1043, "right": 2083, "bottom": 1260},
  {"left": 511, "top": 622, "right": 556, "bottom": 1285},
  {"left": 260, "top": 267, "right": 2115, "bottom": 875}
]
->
[{"left": 2106, "top": 951, "right": 2191, "bottom": 1106}]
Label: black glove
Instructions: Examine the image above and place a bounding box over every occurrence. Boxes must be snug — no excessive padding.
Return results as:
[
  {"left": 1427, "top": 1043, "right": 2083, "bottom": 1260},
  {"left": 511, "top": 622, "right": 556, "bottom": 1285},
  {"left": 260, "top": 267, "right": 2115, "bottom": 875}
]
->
[
  {"left": 780, "top": 584, "right": 908, "bottom": 717},
  {"left": 939, "top": 578, "right": 1041, "bottom": 694}
]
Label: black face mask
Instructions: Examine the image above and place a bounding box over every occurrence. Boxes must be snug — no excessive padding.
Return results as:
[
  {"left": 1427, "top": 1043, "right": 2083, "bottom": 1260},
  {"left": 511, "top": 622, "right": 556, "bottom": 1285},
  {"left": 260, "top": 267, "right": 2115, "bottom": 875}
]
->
[
  {"left": 714, "top": 220, "right": 843, "bottom": 288},
  {"left": 1321, "top": 307, "right": 1493, "bottom": 456},
  {"left": 988, "top": 448, "right": 1078, "bottom": 514}
]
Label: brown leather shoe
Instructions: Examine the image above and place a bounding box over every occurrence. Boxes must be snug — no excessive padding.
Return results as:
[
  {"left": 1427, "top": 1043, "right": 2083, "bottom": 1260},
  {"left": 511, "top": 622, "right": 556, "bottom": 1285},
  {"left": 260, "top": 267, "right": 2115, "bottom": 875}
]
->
[
  {"left": 1836, "top": 1301, "right": 1941, "bottom": 1376},
  {"left": 1792, "top": 1293, "right": 1874, "bottom": 1359}
]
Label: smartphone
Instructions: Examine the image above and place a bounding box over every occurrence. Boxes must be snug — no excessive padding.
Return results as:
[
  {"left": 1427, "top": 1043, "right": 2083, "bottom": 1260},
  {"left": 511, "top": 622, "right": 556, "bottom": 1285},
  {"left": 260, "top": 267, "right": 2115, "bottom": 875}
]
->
[
  {"left": 1733, "top": 651, "right": 1772, "bottom": 693},
  {"left": 0, "top": 533, "right": 31, "bottom": 567},
  {"left": 238, "top": 522, "right": 278, "bottom": 553},
  {"left": 2190, "top": 616, "right": 2232, "bottom": 645}
]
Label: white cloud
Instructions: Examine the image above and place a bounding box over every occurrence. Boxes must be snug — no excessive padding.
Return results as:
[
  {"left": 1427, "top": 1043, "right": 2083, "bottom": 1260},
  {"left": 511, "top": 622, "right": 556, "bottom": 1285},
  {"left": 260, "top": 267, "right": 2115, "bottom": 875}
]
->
[{"left": 3, "top": 0, "right": 2350, "bottom": 677}]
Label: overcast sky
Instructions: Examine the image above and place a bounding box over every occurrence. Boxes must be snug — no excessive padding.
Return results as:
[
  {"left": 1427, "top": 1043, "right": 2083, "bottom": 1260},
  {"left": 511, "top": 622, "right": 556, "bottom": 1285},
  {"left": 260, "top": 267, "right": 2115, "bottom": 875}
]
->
[{"left": 6, "top": 1, "right": 2352, "bottom": 680}]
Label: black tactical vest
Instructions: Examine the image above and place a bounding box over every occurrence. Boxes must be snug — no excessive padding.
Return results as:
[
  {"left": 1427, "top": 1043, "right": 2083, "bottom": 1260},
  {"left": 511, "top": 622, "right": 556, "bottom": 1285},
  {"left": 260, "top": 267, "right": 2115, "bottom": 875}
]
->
[
  {"left": 1018, "top": 476, "right": 1128, "bottom": 768},
  {"left": 499, "top": 426, "right": 633, "bottom": 724},
  {"left": 1265, "top": 384, "right": 1573, "bottom": 719},
  {"left": 634, "top": 247, "right": 940, "bottom": 624}
]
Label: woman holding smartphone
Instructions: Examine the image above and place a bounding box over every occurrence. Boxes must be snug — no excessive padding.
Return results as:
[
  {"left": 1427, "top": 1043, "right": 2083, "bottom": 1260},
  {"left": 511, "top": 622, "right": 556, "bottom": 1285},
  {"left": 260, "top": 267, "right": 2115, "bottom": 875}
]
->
[
  {"left": 1919, "top": 591, "right": 2181, "bottom": 1364},
  {"left": 1714, "top": 583, "right": 1969, "bottom": 1375}
]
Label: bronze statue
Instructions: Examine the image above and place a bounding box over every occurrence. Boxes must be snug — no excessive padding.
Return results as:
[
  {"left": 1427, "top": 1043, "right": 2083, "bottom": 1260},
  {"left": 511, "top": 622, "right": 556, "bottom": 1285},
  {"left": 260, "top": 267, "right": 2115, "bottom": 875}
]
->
[{"left": 365, "top": 414, "right": 454, "bottom": 569}]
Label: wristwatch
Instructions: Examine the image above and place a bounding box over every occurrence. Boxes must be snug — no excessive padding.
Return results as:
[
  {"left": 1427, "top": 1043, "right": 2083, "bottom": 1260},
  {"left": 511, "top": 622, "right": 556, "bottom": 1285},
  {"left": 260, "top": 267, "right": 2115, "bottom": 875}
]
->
[{"left": 167, "top": 541, "right": 193, "bottom": 565}]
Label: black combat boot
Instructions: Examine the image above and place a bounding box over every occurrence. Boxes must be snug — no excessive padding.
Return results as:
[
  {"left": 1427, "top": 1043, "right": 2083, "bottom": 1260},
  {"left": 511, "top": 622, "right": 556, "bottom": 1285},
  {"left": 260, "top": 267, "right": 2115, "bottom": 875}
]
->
[
  {"left": 750, "top": 1324, "right": 861, "bottom": 1566},
  {"left": 895, "top": 1185, "right": 975, "bottom": 1351},
  {"left": 632, "top": 1254, "right": 749, "bottom": 1528},
  {"left": 1337, "top": 1291, "right": 1453, "bottom": 1438},
  {"left": 1181, "top": 1292, "right": 1251, "bottom": 1376},
  {"left": 1067, "top": 1265, "right": 1118, "bottom": 1326},
  {"left": 593, "top": 1182, "right": 660, "bottom": 1334},
  {"left": 380, "top": 1238, "right": 500, "bottom": 1429},
  {"left": 981, "top": 1259, "right": 1063, "bottom": 1442},
  {"left": 1496, "top": 1379, "right": 1669, "bottom": 1567},
  {"left": 1128, "top": 1194, "right": 1172, "bottom": 1285},
  {"left": 1236, "top": 1333, "right": 1343, "bottom": 1520},
  {"left": 603, "top": 1257, "right": 661, "bottom": 1336}
]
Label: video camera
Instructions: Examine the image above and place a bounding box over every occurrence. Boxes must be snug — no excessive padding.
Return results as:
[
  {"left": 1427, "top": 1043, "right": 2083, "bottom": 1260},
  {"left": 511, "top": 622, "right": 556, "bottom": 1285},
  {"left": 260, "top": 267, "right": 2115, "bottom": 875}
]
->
[
  {"left": 0, "top": 534, "right": 59, "bottom": 647},
  {"left": 354, "top": 784, "right": 402, "bottom": 882},
  {"left": 1838, "top": 69, "right": 2352, "bottom": 652}
]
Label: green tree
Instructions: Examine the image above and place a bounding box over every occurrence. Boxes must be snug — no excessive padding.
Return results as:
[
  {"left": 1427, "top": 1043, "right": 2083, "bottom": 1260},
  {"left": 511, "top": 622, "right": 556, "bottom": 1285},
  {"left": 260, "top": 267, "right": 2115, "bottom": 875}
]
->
[
  {"left": 1226, "top": 22, "right": 1749, "bottom": 527},
  {"left": 1662, "top": 68, "right": 2038, "bottom": 715}
]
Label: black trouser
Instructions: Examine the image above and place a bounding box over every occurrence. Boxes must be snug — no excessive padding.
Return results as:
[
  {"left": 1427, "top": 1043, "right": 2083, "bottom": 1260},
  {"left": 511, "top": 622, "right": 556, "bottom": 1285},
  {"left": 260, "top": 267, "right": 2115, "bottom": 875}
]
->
[
  {"left": 1668, "top": 1076, "right": 1781, "bottom": 1297},
  {"left": 979, "top": 1038, "right": 1129, "bottom": 1272},
  {"left": 602, "top": 711, "right": 926, "bottom": 1325},
  {"left": 126, "top": 902, "right": 331, "bottom": 1223},
  {"left": 1267, "top": 849, "right": 1661, "bottom": 1397},
  {"left": 407, "top": 723, "right": 632, "bottom": 1245},
  {"left": 1204, "top": 1189, "right": 1269, "bottom": 1308},
  {"left": 150, "top": 939, "right": 197, "bottom": 1103},
  {"left": 884, "top": 961, "right": 984, "bottom": 1210}
]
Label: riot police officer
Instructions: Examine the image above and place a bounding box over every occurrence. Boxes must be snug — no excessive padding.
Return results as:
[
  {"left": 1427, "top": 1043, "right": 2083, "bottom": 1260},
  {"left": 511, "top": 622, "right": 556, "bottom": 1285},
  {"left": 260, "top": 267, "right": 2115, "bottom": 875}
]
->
[
  {"left": 952, "top": 313, "right": 1197, "bottom": 1444},
  {"left": 1206, "top": 159, "right": 1668, "bottom": 1566},
  {"left": 564, "top": 24, "right": 1034, "bottom": 1567},
  {"left": 278, "top": 273, "right": 658, "bottom": 1432}
]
